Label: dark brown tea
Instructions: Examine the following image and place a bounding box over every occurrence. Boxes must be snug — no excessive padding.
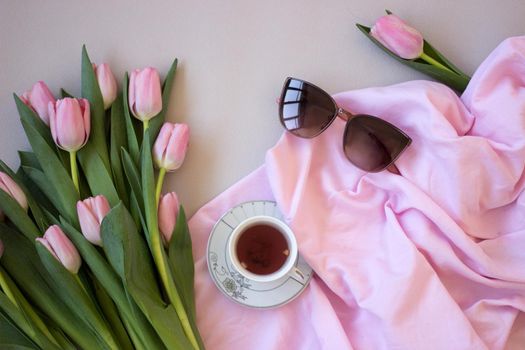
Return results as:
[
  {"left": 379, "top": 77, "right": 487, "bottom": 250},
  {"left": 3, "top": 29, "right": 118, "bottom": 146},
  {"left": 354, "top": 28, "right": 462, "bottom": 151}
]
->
[{"left": 235, "top": 224, "right": 289, "bottom": 275}]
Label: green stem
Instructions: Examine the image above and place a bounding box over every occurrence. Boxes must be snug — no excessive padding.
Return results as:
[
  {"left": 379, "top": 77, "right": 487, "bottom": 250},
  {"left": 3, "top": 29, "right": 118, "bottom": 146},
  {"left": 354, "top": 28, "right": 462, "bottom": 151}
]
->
[
  {"left": 143, "top": 120, "right": 150, "bottom": 137},
  {"left": 420, "top": 53, "right": 455, "bottom": 74},
  {"left": 0, "top": 267, "right": 59, "bottom": 346},
  {"left": 73, "top": 274, "right": 90, "bottom": 299},
  {"left": 69, "top": 151, "right": 79, "bottom": 193},
  {"left": 151, "top": 234, "right": 199, "bottom": 350},
  {"left": 155, "top": 167, "right": 167, "bottom": 207},
  {"left": 0, "top": 269, "right": 18, "bottom": 307}
]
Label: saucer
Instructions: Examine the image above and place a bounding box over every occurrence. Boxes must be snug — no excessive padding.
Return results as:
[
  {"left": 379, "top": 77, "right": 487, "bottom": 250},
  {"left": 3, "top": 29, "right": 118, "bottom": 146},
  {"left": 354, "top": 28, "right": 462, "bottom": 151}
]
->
[{"left": 206, "top": 200, "right": 313, "bottom": 308}]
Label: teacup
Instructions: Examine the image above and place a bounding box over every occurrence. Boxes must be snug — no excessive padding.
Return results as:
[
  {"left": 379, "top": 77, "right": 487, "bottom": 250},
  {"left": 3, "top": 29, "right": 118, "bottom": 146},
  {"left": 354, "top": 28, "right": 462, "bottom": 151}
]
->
[{"left": 228, "top": 215, "right": 307, "bottom": 284}]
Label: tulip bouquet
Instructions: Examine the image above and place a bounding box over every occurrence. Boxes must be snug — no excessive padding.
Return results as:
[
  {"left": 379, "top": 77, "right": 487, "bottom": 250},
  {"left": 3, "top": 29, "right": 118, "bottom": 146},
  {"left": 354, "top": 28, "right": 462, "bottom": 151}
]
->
[
  {"left": 356, "top": 11, "right": 471, "bottom": 92},
  {"left": 0, "top": 46, "right": 204, "bottom": 349}
]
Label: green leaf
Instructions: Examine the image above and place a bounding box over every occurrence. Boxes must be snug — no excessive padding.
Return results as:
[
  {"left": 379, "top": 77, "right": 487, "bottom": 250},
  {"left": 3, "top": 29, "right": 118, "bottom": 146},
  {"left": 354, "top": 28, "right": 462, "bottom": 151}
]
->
[
  {"left": 122, "top": 73, "right": 141, "bottom": 165},
  {"left": 148, "top": 58, "right": 178, "bottom": 145},
  {"left": 60, "top": 88, "right": 74, "bottom": 98},
  {"left": 121, "top": 148, "right": 144, "bottom": 214},
  {"left": 355, "top": 23, "right": 470, "bottom": 92},
  {"left": 59, "top": 219, "right": 164, "bottom": 350},
  {"left": 0, "top": 311, "right": 38, "bottom": 349},
  {"left": 101, "top": 203, "right": 192, "bottom": 349},
  {"left": 92, "top": 275, "right": 134, "bottom": 350},
  {"left": 0, "top": 189, "right": 40, "bottom": 241},
  {"left": 109, "top": 92, "right": 129, "bottom": 206},
  {"left": 20, "top": 118, "right": 79, "bottom": 224},
  {"left": 0, "top": 160, "right": 48, "bottom": 232},
  {"left": 422, "top": 40, "right": 469, "bottom": 77},
  {"left": 22, "top": 166, "right": 64, "bottom": 220},
  {"left": 141, "top": 131, "right": 157, "bottom": 243},
  {"left": 14, "top": 94, "right": 55, "bottom": 152},
  {"left": 81, "top": 45, "right": 111, "bottom": 172},
  {"left": 18, "top": 151, "right": 41, "bottom": 170},
  {"left": 168, "top": 207, "right": 196, "bottom": 321},
  {"left": 0, "top": 267, "right": 61, "bottom": 350},
  {"left": 35, "top": 240, "right": 120, "bottom": 350},
  {"left": 0, "top": 224, "right": 96, "bottom": 349},
  {"left": 168, "top": 207, "right": 203, "bottom": 348},
  {"left": 77, "top": 147, "right": 120, "bottom": 206}
]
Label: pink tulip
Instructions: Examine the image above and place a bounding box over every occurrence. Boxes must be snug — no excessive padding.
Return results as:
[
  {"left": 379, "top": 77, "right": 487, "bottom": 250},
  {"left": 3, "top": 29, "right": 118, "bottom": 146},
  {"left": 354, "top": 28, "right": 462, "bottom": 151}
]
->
[
  {"left": 158, "top": 192, "right": 180, "bottom": 246},
  {"left": 48, "top": 98, "right": 91, "bottom": 152},
  {"left": 36, "top": 225, "right": 81, "bottom": 274},
  {"left": 153, "top": 123, "right": 189, "bottom": 171},
  {"left": 370, "top": 14, "right": 424, "bottom": 59},
  {"left": 128, "top": 67, "right": 162, "bottom": 121},
  {"left": 0, "top": 172, "right": 28, "bottom": 211},
  {"left": 77, "top": 195, "right": 111, "bottom": 246},
  {"left": 21, "top": 81, "right": 56, "bottom": 126},
  {"left": 93, "top": 63, "right": 118, "bottom": 110}
]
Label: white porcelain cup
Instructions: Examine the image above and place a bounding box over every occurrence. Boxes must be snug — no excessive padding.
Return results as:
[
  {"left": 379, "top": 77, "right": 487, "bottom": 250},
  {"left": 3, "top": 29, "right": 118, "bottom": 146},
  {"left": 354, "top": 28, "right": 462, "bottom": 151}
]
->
[{"left": 228, "top": 215, "right": 307, "bottom": 283}]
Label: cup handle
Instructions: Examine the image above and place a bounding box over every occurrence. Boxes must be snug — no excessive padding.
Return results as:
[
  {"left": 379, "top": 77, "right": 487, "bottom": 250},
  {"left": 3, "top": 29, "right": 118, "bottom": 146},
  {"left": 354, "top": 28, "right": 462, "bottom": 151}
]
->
[{"left": 289, "top": 267, "right": 308, "bottom": 283}]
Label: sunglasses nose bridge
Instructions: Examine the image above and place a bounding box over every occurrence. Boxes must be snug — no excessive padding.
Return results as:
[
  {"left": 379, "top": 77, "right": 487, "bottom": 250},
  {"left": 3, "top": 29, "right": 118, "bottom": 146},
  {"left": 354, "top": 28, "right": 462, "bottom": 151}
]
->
[{"left": 336, "top": 107, "right": 353, "bottom": 121}]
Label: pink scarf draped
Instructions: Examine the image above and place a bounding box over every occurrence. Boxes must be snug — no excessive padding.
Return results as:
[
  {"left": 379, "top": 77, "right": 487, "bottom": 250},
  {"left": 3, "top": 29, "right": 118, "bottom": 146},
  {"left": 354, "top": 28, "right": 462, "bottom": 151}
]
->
[{"left": 189, "top": 36, "right": 525, "bottom": 349}]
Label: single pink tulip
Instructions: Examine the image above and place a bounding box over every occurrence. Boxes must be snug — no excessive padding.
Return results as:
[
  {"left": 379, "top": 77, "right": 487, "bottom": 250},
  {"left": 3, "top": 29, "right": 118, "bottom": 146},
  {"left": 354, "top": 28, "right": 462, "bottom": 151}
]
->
[
  {"left": 158, "top": 192, "right": 180, "bottom": 246},
  {"left": 36, "top": 225, "right": 81, "bottom": 274},
  {"left": 21, "top": 81, "right": 56, "bottom": 126},
  {"left": 370, "top": 14, "right": 424, "bottom": 59},
  {"left": 0, "top": 172, "right": 28, "bottom": 211},
  {"left": 77, "top": 195, "right": 111, "bottom": 246},
  {"left": 94, "top": 63, "right": 117, "bottom": 110},
  {"left": 48, "top": 98, "right": 91, "bottom": 152},
  {"left": 128, "top": 67, "right": 162, "bottom": 121},
  {"left": 153, "top": 123, "right": 189, "bottom": 171}
]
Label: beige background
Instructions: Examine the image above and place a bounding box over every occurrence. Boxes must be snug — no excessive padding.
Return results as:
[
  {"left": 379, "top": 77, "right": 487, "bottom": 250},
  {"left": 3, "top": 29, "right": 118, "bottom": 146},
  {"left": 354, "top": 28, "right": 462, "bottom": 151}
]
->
[{"left": 1, "top": 0, "right": 524, "bottom": 216}]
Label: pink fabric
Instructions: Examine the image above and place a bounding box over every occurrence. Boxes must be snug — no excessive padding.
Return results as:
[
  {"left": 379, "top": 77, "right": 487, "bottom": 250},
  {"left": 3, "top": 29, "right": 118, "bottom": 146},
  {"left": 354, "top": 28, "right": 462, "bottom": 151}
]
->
[{"left": 189, "top": 37, "right": 525, "bottom": 349}]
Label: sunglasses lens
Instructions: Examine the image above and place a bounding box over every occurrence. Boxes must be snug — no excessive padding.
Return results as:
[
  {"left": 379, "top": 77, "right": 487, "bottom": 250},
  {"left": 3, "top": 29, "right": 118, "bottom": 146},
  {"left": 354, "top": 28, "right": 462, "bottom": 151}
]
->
[
  {"left": 280, "top": 78, "right": 336, "bottom": 138},
  {"left": 343, "top": 115, "right": 411, "bottom": 172}
]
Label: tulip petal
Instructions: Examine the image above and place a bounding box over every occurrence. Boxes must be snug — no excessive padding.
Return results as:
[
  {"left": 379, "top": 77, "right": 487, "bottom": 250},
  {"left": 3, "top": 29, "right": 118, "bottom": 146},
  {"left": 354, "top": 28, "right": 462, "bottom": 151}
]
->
[
  {"left": 44, "top": 225, "right": 82, "bottom": 274},
  {"left": 128, "top": 70, "right": 138, "bottom": 119},
  {"left": 36, "top": 237, "right": 60, "bottom": 261},
  {"left": 77, "top": 201, "right": 103, "bottom": 246},
  {"left": 0, "top": 172, "right": 28, "bottom": 211},
  {"left": 30, "top": 81, "right": 55, "bottom": 126},
  {"left": 130, "top": 67, "right": 162, "bottom": 121},
  {"left": 158, "top": 192, "right": 179, "bottom": 245},
  {"left": 164, "top": 124, "right": 189, "bottom": 171},
  {"left": 95, "top": 64, "right": 117, "bottom": 109},
  {"left": 153, "top": 123, "right": 174, "bottom": 167}
]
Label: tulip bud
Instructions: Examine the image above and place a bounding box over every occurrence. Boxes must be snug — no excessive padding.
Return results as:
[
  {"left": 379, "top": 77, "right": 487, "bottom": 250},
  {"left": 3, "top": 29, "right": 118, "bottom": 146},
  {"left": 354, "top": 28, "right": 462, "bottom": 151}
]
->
[
  {"left": 128, "top": 67, "right": 162, "bottom": 121},
  {"left": 158, "top": 192, "right": 180, "bottom": 246},
  {"left": 21, "top": 81, "right": 56, "bottom": 126},
  {"left": 94, "top": 63, "right": 117, "bottom": 110},
  {"left": 0, "top": 172, "right": 28, "bottom": 212},
  {"left": 370, "top": 14, "right": 424, "bottom": 60},
  {"left": 36, "top": 225, "right": 81, "bottom": 274},
  {"left": 153, "top": 123, "right": 189, "bottom": 171},
  {"left": 48, "top": 98, "right": 91, "bottom": 152},
  {"left": 76, "top": 195, "right": 111, "bottom": 246}
]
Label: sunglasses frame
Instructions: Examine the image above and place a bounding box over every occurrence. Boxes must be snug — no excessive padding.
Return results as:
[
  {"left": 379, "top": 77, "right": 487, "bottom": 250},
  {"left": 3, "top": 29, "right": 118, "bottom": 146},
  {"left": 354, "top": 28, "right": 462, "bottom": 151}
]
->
[{"left": 278, "top": 77, "right": 412, "bottom": 173}]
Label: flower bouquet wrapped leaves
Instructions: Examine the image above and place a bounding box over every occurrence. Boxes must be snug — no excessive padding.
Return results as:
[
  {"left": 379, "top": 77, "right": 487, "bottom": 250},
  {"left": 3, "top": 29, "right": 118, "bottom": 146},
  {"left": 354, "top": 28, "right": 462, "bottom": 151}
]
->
[
  {"left": 356, "top": 10, "right": 471, "bottom": 92},
  {"left": 0, "top": 46, "right": 204, "bottom": 349}
]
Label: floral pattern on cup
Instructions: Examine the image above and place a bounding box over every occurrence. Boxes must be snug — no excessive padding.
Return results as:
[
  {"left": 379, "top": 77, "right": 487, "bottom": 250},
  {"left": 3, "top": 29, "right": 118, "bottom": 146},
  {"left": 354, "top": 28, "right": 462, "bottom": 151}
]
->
[{"left": 210, "top": 251, "right": 251, "bottom": 300}]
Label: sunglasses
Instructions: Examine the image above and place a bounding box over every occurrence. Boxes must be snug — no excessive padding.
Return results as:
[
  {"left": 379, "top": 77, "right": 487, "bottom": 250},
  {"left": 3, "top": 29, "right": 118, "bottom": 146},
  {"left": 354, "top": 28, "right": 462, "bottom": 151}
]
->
[{"left": 278, "top": 77, "right": 412, "bottom": 173}]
